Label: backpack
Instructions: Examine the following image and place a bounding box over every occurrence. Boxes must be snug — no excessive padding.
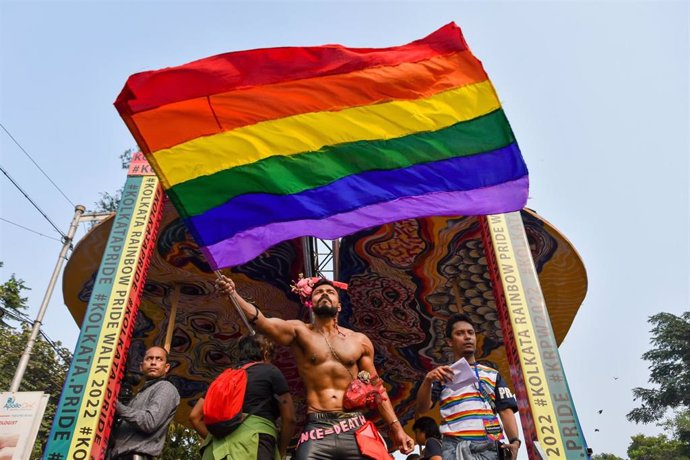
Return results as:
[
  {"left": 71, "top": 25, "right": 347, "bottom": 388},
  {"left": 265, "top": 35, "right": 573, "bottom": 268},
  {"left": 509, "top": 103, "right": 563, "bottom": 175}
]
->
[{"left": 203, "top": 362, "right": 258, "bottom": 438}]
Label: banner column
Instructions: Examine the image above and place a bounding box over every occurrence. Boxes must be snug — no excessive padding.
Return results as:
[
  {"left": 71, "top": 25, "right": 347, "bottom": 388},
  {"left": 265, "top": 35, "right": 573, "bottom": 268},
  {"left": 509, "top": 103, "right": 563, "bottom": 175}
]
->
[
  {"left": 480, "top": 212, "right": 590, "bottom": 460},
  {"left": 45, "top": 154, "right": 163, "bottom": 460}
]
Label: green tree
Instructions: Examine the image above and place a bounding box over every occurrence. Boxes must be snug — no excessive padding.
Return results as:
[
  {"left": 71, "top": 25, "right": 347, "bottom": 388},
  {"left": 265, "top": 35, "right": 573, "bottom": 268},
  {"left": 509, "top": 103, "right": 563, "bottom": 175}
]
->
[
  {"left": 660, "top": 410, "right": 690, "bottom": 455},
  {"left": 627, "top": 433, "right": 690, "bottom": 460},
  {"left": 592, "top": 454, "right": 625, "bottom": 460},
  {"left": 628, "top": 312, "right": 690, "bottom": 424},
  {"left": 94, "top": 189, "right": 122, "bottom": 213},
  {"left": 119, "top": 148, "right": 134, "bottom": 169},
  {"left": 0, "top": 261, "right": 30, "bottom": 325},
  {"left": 93, "top": 148, "right": 135, "bottom": 213},
  {"left": 159, "top": 421, "right": 202, "bottom": 460},
  {"left": 0, "top": 325, "right": 72, "bottom": 459}
]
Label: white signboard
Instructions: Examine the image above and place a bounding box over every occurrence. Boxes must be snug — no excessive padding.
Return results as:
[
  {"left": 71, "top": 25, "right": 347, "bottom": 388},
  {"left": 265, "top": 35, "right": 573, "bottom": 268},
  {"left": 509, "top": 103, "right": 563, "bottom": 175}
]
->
[{"left": 0, "top": 392, "right": 49, "bottom": 460}]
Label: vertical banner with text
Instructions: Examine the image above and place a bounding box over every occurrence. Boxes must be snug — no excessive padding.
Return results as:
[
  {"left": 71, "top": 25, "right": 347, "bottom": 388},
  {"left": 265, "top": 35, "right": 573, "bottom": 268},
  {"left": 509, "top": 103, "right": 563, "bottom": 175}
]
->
[
  {"left": 484, "top": 212, "right": 589, "bottom": 459},
  {"left": 45, "top": 157, "right": 162, "bottom": 460}
]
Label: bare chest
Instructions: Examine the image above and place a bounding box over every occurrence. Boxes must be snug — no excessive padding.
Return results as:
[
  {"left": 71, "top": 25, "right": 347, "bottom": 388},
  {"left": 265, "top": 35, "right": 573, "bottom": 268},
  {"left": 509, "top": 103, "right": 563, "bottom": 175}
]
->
[{"left": 301, "top": 331, "right": 361, "bottom": 368}]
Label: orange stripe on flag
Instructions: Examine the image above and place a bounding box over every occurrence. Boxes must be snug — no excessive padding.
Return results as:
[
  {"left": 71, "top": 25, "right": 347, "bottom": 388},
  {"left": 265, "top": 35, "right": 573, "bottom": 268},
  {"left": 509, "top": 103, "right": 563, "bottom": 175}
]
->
[{"left": 131, "top": 51, "right": 488, "bottom": 152}]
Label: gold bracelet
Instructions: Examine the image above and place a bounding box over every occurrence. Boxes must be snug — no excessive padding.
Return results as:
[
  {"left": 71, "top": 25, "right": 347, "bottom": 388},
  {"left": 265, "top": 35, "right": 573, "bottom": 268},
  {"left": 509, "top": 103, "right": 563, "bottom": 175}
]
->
[{"left": 390, "top": 419, "right": 400, "bottom": 426}]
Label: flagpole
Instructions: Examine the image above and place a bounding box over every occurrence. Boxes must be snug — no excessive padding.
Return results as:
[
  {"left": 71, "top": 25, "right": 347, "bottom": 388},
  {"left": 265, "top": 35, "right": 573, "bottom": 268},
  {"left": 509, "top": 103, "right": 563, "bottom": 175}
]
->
[
  {"left": 214, "top": 270, "right": 254, "bottom": 335},
  {"left": 163, "top": 284, "right": 180, "bottom": 352}
]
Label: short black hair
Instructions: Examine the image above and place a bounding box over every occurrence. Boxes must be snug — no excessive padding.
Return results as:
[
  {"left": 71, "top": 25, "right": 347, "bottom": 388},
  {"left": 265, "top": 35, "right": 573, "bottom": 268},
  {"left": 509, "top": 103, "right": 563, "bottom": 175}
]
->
[
  {"left": 412, "top": 416, "right": 441, "bottom": 439},
  {"left": 310, "top": 279, "right": 343, "bottom": 302},
  {"left": 311, "top": 278, "right": 337, "bottom": 293},
  {"left": 445, "top": 313, "right": 475, "bottom": 338},
  {"left": 238, "top": 334, "right": 275, "bottom": 363}
]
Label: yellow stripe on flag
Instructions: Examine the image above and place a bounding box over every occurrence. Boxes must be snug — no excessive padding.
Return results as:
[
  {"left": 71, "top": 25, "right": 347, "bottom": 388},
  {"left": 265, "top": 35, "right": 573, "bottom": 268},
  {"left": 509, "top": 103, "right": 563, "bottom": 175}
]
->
[{"left": 149, "top": 80, "right": 500, "bottom": 189}]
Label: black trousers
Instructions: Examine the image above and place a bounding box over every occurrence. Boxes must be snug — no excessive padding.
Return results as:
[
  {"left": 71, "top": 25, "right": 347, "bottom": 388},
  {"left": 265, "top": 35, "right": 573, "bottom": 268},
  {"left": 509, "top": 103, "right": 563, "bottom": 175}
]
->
[
  {"left": 294, "top": 412, "right": 366, "bottom": 460},
  {"left": 257, "top": 433, "right": 276, "bottom": 460}
]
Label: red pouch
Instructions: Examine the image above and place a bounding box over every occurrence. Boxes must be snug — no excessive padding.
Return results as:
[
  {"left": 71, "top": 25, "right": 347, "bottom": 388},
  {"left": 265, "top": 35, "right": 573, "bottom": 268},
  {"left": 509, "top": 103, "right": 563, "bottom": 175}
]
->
[
  {"left": 354, "top": 421, "right": 391, "bottom": 459},
  {"left": 343, "top": 374, "right": 386, "bottom": 410}
]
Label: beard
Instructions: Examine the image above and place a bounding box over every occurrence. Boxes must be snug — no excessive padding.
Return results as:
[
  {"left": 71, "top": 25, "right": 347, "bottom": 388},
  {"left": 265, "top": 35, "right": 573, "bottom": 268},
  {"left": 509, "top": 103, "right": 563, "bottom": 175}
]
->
[{"left": 312, "top": 304, "right": 338, "bottom": 318}]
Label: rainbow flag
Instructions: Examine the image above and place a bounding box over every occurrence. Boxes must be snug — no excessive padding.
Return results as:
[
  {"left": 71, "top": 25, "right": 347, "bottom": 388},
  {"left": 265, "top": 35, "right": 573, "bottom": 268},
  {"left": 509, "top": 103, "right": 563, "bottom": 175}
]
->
[{"left": 115, "top": 22, "right": 528, "bottom": 269}]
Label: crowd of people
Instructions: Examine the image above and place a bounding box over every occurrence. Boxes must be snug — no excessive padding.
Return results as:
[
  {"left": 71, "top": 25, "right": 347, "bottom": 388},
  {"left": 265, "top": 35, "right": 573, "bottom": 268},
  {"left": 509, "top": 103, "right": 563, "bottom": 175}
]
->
[{"left": 106, "top": 276, "right": 521, "bottom": 460}]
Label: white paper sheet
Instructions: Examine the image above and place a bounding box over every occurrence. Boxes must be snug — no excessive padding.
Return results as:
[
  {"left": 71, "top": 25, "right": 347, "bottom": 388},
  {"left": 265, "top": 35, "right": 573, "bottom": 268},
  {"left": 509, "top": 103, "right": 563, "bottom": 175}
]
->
[{"left": 446, "top": 357, "right": 479, "bottom": 391}]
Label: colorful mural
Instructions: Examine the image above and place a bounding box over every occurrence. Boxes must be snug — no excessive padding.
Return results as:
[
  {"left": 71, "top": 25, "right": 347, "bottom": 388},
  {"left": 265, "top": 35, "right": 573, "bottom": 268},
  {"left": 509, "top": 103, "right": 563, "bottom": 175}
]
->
[
  {"left": 337, "top": 210, "right": 587, "bottom": 429},
  {"left": 63, "top": 205, "right": 586, "bottom": 435}
]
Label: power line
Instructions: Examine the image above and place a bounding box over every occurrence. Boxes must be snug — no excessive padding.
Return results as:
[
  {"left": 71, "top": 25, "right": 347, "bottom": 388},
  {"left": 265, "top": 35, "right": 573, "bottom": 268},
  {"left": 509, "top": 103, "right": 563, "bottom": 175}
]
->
[
  {"left": 0, "top": 217, "right": 63, "bottom": 242},
  {"left": 0, "top": 122, "right": 75, "bottom": 207},
  {"left": 39, "top": 329, "right": 72, "bottom": 364},
  {"left": 0, "top": 306, "right": 71, "bottom": 364},
  {"left": 0, "top": 164, "right": 66, "bottom": 238}
]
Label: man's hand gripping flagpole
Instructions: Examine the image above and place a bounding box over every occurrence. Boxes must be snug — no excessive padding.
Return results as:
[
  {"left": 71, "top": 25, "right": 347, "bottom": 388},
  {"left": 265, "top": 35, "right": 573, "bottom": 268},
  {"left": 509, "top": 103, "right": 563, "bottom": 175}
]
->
[{"left": 214, "top": 270, "right": 255, "bottom": 335}]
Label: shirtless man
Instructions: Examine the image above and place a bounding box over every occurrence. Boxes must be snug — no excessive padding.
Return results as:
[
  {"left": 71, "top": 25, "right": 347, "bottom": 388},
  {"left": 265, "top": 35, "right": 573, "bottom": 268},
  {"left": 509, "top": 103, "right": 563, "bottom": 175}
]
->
[{"left": 217, "top": 275, "right": 414, "bottom": 459}]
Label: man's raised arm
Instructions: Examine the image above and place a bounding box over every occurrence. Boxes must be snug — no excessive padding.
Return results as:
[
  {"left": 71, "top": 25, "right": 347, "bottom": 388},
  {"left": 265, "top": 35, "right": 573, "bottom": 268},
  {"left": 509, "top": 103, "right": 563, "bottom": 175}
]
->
[{"left": 216, "top": 274, "right": 299, "bottom": 346}]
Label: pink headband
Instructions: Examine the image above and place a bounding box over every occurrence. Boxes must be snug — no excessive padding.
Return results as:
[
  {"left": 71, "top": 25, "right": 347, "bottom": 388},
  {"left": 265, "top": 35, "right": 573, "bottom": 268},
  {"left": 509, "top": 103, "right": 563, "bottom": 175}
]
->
[{"left": 290, "top": 273, "right": 348, "bottom": 308}]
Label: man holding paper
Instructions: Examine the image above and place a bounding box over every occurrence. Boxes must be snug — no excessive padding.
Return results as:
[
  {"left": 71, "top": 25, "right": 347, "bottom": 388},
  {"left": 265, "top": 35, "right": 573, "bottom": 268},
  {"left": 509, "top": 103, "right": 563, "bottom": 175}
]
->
[{"left": 416, "top": 314, "right": 520, "bottom": 459}]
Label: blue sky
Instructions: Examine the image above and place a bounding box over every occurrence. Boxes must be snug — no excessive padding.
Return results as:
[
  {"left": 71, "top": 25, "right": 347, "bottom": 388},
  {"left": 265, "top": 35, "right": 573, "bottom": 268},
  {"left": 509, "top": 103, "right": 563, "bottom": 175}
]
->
[{"left": 1, "top": 1, "right": 688, "bottom": 458}]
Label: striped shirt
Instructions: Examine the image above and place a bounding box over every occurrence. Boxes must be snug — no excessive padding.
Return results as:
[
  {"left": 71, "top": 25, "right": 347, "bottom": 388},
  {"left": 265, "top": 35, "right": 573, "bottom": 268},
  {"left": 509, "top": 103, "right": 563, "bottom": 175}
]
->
[{"left": 431, "top": 363, "right": 517, "bottom": 441}]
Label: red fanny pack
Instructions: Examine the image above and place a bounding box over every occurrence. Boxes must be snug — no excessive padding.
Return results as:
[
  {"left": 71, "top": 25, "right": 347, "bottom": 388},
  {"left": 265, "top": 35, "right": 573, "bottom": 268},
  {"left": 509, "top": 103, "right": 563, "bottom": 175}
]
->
[
  {"left": 355, "top": 421, "right": 391, "bottom": 460},
  {"left": 343, "top": 372, "right": 386, "bottom": 411}
]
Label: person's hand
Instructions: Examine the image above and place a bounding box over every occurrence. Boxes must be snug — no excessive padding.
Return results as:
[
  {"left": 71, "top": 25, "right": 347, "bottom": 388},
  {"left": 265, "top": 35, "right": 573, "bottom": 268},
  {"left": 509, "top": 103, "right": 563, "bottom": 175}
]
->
[
  {"left": 0, "top": 446, "right": 16, "bottom": 460},
  {"left": 0, "top": 433, "right": 18, "bottom": 449},
  {"left": 502, "top": 440, "right": 519, "bottom": 458},
  {"left": 215, "top": 275, "right": 236, "bottom": 297},
  {"left": 390, "top": 425, "right": 415, "bottom": 454},
  {"left": 424, "top": 365, "right": 454, "bottom": 384},
  {"left": 118, "top": 381, "right": 134, "bottom": 405}
]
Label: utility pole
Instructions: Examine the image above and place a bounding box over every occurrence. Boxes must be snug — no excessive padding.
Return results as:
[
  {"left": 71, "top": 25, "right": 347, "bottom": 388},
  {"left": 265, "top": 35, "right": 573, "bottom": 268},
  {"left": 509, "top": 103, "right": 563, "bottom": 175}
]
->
[{"left": 9, "top": 205, "right": 97, "bottom": 392}]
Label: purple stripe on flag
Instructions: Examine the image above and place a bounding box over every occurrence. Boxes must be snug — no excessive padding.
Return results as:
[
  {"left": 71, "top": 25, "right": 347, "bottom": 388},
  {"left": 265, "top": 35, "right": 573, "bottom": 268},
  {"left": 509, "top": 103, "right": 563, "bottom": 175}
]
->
[
  {"left": 188, "top": 143, "right": 525, "bottom": 244},
  {"left": 199, "top": 176, "right": 528, "bottom": 269}
]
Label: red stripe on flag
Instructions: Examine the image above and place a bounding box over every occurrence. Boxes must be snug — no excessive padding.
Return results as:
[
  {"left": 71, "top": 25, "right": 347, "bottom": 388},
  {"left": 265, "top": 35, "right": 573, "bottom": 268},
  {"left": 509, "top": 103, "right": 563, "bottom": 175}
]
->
[{"left": 115, "top": 22, "right": 467, "bottom": 115}]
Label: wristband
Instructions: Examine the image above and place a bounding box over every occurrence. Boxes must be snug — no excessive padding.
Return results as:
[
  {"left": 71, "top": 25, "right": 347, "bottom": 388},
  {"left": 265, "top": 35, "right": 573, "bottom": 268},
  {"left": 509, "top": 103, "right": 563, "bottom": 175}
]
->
[
  {"left": 509, "top": 437, "right": 521, "bottom": 447},
  {"left": 390, "top": 419, "right": 400, "bottom": 427},
  {"left": 249, "top": 303, "right": 260, "bottom": 324}
]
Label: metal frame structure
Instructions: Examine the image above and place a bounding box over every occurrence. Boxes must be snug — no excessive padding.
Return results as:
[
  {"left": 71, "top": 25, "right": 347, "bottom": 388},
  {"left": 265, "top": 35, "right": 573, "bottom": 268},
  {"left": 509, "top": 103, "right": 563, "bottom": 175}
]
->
[{"left": 303, "top": 237, "right": 338, "bottom": 280}]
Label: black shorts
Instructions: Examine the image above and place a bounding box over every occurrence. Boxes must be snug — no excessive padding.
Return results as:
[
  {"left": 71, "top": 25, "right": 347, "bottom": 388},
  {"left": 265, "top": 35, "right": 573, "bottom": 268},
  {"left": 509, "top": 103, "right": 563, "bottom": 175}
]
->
[
  {"left": 256, "top": 433, "right": 276, "bottom": 460},
  {"left": 293, "top": 411, "right": 366, "bottom": 460}
]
